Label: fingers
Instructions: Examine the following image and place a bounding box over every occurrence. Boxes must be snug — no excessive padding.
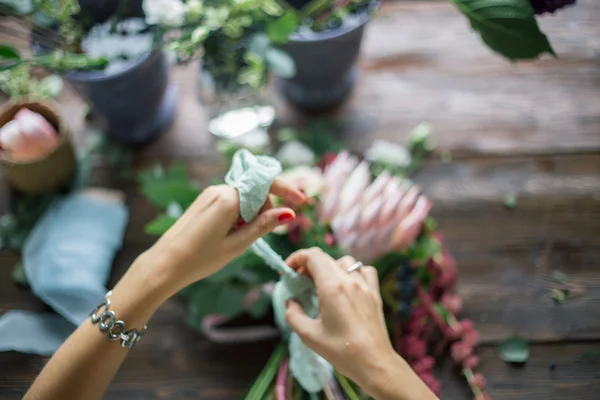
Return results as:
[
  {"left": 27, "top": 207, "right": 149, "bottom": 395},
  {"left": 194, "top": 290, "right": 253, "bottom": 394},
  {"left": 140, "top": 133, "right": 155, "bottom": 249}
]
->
[
  {"left": 270, "top": 178, "right": 307, "bottom": 206},
  {"left": 228, "top": 207, "right": 296, "bottom": 250},
  {"left": 285, "top": 300, "right": 318, "bottom": 341},
  {"left": 360, "top": 266, "right": 380, "bottom": 292},
  {"left": 286, "top": 248, "right": 340, "bottom": 283}
]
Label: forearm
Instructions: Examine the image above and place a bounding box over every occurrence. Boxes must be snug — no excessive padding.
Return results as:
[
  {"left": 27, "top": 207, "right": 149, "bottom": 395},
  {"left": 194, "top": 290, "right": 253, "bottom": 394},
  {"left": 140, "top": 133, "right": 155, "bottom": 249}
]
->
[
  {"left": 363, "top": 354, "right": 439, "bottom": 400},
  {"left": 24, "top": 255, "right": 170, "bottom": 400}
]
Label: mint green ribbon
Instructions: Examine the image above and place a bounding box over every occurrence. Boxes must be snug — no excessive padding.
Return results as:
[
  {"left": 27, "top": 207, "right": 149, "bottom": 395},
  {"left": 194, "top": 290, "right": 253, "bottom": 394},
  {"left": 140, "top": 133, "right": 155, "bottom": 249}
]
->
[{"left": 225, "top": 149, "right": 332, "bottom": 393}]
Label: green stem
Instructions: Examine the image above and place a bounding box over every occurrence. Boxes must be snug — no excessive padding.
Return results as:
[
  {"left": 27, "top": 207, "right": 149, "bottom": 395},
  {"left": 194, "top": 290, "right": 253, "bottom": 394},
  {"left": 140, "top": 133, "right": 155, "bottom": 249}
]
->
[
  {"left": 245, "top": 342, "right": 287, "bottom": 400},
  {"left": 334, "top": 371, "right": 360, "bottom": 400},
  {"left": 301, "top": 0, "right": 334, "bottom": 19}
]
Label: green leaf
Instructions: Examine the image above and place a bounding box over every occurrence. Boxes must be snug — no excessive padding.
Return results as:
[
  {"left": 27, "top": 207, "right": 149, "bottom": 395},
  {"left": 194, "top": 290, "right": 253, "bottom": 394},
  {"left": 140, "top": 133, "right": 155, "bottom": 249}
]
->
[
  {"left": 265, "top": 47, "right": 296, "bottom": 78},
  {"left": 434, "top": 303, "right": 450, "bottom": 323},
  {"left": 141, "top": 179, "right": 200, "bottom": 210},
  {"left": 503, "top": 192, "right": 517, "bottom": 209},
  {"left": 145, "top": 214, "right": 178, "bottom": 235},
  {"left": 551, "top": 270, "right": 568, "bottom": 285},
  {"left": 244, "top": 343, "right": 287, "bottom": 400},
  {"left": 551, "top": 288, "right": 565, "bottom": 304},
  {"left": 411, "top": 236, "right": 441, "bottom": 261},
  {"left": 267, "top": 11, "right": 298, "bottom": 44},
  {"left": 451, "top": 0, "right": 555, "bottom": 61},
  {"left": 187, "top": 282, "right": 247, "bottom": 326},
  {"left": 498, "top": 336, "right": 529, "bottom": 363},
  {"left": 191, "top": 26, "right": 209, "bottom": 44},
  {"left": 0, "top": 44, "right": 20, "bottom": 60}
]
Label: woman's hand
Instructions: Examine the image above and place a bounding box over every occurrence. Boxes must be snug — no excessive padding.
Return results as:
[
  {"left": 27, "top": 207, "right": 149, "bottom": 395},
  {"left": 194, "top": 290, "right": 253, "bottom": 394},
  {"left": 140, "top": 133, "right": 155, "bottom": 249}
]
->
[
  {"left": 137, "top": 179, "right": 306, "bottom": 303},
  {"left": 284, "top": 249, "right": 438, "bottom": 400}
]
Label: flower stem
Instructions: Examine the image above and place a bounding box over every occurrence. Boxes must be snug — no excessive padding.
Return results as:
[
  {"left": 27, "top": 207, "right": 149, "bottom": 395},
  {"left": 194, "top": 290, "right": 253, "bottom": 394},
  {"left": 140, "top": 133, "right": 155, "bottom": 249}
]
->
[
  {"left": 462, "top": 367, "right": 484, "bottom": 400},
  {"left": 245, "top": 342, "right": 287, "bottom": 400},
  {"left": 334, "top": 371, "right": 361, "bottom": 400}
]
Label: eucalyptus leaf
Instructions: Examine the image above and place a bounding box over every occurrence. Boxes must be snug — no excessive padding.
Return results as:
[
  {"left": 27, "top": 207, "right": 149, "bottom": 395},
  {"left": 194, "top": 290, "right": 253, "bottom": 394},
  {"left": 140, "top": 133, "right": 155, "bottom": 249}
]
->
[
  {"left": 191, "top": 26, "right": 210, "bottom": 44},
  {"left": 265, "top": 48, "right": 296, "bottom": 78},
  {"left": 451, "top": 0, "right": 555, "bottom": 61},
  {"left": 0, "top": 44, "right": 20, "bottom": 60},
  {"left": 267, "top": 11, "right": 298, "bottom": 44},
  {"left": 551, "top": 270, "right": 568, "bottom": 285},
  {"left": 498, "top": 336, "right": 529, "bottom": 363},
  {"left": 145, "top": 214, "right": 178, "bottom": 235},
  {"left": 141, "top": 179, "right": 200, "bottom": 210},
  {"left": 249, "top": 34, "right": 270, "bottom": 57}
]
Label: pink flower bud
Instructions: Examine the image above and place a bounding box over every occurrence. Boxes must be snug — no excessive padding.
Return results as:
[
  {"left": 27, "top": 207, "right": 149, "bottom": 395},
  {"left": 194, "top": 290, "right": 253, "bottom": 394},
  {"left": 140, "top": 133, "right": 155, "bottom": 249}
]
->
[
  {"left": 412, "top": 356, "right": 435, "bottom": 374},
  {"left": 406, "top": 315, "right": 427, "bottom": 336},
  {"left": 459, "top": 319, "right": 475, "bottom": 333},
  {"left": 444, "top": 325, "right": 461, "bottom": 340},
  {"left": 324, "top": 233, "right": 336, "bottom": 247},
  {"left": 463, "top": 355, "right": 480, "bottom": 369},
  {"left": 471, "top": 373, "right": 486, "bottom": 390},
  {"left": 404, "top": 335, "right": 427, "bottom": 360},
  {"left": 463, "top": 329, "right": 480, "bottom": 347},
  {"left": 441, "top": 293, "right": 463, "bottom": 315},
  {"left": 451, "top": 341, "right": 472, "bottom": 363}
]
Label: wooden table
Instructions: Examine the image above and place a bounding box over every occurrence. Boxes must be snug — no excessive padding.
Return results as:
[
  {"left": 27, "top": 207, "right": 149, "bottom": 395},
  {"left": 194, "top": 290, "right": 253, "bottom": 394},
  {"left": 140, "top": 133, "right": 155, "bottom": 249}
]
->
[{"left": 1, "top": 1, "right": 600, "bottom": 398}]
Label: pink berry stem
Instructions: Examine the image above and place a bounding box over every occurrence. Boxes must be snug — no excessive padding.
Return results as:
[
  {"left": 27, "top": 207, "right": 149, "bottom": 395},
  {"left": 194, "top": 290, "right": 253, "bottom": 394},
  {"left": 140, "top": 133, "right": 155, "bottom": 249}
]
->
[{"left": 463, "top": 367, "right": 485, "bottom": 400}]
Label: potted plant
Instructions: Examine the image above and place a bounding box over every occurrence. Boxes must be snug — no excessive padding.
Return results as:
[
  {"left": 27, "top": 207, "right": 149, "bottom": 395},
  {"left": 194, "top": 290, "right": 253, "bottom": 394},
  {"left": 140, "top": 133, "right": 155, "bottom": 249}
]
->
[
  {"left": 21, "top": 0, "right": 177, "bottom": 145},
  {"left": 143, "top": 0, "right": 297, "bottom": 139},
  {"left": 275, "top": 0, "right": 380, "bottom": 111},
  {"left": 0, "top": 90, "right": 76, "bottom": 194},
  {"left": 451, "top": 0, "right": 577, "bottom": 60}
]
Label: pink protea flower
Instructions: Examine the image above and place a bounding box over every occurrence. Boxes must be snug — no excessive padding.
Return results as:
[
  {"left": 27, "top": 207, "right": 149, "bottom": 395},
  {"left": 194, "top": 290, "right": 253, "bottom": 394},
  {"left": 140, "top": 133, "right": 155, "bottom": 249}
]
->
[{"left": 319, "top": 152, "right": 432, "bottom": 262}]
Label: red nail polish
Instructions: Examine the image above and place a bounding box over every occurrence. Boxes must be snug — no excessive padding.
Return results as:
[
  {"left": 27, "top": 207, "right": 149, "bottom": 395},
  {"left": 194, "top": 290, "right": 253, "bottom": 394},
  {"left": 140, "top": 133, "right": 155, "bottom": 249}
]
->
[
  {"left": 285, "top": 300, "right": 291, "bottom": 308},
  {"left": 278, "top": 212, "right": 295, "bottom": 223},
  {"left": 235, "top": 219, "right": 246, "bottom": 228}
]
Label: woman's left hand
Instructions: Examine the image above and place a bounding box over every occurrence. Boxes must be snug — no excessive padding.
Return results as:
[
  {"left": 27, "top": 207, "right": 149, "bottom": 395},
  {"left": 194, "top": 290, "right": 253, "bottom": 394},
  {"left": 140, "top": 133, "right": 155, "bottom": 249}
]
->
[{"left": 137, "top": 179, "right": 306, "bottom": 301}]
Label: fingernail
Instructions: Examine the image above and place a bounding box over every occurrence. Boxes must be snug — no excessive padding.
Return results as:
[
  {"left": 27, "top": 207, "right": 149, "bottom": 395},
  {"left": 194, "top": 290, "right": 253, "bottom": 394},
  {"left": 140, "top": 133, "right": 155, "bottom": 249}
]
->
[
  {"left": 278, "top": 212, "right": 295, "bottom": 223},
  {"left": 285, "top": 300, "right": 291, "bottom": 308}
]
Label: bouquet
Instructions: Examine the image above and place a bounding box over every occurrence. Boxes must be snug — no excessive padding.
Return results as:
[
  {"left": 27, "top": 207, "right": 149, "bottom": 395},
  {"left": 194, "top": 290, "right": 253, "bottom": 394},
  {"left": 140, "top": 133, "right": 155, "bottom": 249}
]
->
[{"left": 140, "top": 123, "right": 490, "bottom": 399}]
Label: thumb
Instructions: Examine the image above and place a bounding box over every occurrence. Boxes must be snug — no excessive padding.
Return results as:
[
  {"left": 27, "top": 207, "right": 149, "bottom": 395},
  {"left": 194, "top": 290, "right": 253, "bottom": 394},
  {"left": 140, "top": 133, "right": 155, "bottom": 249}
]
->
[
  {"left": 229, "top": 207, "right": 295, "bottom": 250},
  {"left": 285, "top": 300, "right": 318, "bottom": 341}
]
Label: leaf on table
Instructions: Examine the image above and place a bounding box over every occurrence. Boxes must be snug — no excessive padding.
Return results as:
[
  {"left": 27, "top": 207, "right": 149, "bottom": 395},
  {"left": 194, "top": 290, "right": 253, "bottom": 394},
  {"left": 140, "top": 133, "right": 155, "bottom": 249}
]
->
[
  {"left": 145, "top": 214, "right": 178, "bottom": 235},
  {"left": 503, "top": 193, "right": 517, "bottom": 209},
  {"left": 551, "top": 270, "right": 568, "bottom": 285},
  {"left": 450, "top": 0, "right": 555, "bottom": 61},
  {"left": 498, "top": 336, "right": 529, "bottom": 363},
  {"left": 12, "top": 262, "right": 29, "bottom": 287}
]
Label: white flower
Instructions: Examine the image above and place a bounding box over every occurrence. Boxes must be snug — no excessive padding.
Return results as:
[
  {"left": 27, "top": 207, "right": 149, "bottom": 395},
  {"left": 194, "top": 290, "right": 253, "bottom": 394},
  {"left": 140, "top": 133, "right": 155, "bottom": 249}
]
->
[
  {"left": 364, "top": 140, "right": 412, "bottom": 168},
  {"left": 143, "top": 0, "right": 187, "bottom": 27},
  {"left": 276, "top": 140, "right": 315, "bottom": 166},
  {"left": 278, "top": 166, "right": 324, "bottom": 198}
]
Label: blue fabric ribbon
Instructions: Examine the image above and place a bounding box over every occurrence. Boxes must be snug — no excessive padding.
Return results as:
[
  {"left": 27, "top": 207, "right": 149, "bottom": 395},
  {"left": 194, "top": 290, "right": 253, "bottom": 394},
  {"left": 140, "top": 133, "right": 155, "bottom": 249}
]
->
[
  {"left": 225, "top": 149, "right": 333, "bottom": 393},
  {"left": 0, "top": 191, "right": 128, "bottom": 355}
]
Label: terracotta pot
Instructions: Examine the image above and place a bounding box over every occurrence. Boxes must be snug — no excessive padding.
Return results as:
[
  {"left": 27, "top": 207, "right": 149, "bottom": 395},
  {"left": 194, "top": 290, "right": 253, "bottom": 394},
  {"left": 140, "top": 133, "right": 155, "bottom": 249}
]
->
[{"left": 0, "top": 100, "right": 76, "bottom": 194}]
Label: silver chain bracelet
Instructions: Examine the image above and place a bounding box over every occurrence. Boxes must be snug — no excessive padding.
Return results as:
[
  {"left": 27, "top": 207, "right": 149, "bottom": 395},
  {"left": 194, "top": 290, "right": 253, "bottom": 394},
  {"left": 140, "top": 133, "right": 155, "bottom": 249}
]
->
[{"left": 89, "top": 291, "right": 147, "bottom": 349}]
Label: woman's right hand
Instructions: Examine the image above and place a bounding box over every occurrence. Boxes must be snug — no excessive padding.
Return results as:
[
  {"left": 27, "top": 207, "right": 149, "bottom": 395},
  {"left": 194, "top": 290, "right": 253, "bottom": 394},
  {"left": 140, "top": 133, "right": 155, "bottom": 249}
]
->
[{"left": 285, "top": 248, "right": 438, "bottom": 400}]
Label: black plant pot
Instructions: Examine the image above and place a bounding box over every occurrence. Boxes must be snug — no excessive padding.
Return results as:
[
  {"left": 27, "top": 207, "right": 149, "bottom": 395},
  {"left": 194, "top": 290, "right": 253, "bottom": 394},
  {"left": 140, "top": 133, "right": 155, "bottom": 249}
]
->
[
  {"left": 278, "top": 3, "right": 377, "bottom": 111},
  {"left": 32, "top": 0, "right": 177, "bottom": 145}
]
